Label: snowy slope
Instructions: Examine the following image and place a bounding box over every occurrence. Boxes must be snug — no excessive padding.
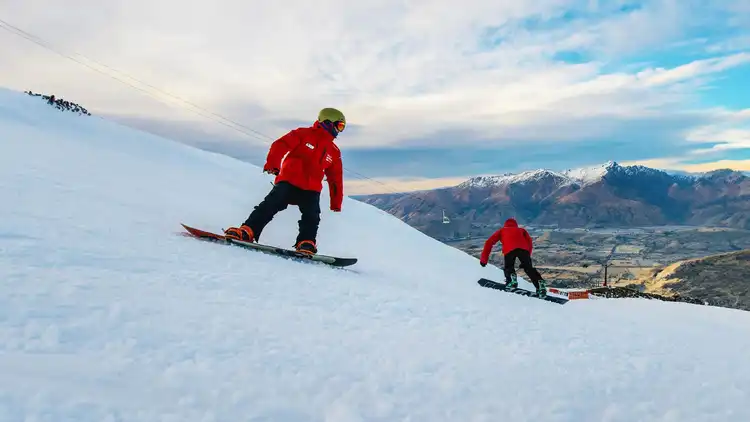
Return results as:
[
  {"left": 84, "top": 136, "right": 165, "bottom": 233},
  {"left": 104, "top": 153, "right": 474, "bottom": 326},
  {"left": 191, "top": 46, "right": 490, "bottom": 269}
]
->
[{"left": 2, "top": 87, "right": 750, "bottom": 422}]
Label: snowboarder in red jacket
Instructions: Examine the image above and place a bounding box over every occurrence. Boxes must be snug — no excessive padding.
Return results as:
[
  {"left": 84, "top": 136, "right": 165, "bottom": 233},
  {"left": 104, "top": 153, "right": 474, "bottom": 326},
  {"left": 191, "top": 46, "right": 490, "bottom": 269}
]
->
[
  {"left": 224, "top": 108, "right": 346, "bottom": 255},
  {"left": 479, "top": 217, "right": 547, "bottom": 296}
]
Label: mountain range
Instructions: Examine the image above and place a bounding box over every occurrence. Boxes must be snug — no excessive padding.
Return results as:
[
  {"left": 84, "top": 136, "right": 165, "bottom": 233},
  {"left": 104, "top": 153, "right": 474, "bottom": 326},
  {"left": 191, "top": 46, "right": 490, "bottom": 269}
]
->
[{"left": 354, "top": 161, "right": 750, "bottom": 232}]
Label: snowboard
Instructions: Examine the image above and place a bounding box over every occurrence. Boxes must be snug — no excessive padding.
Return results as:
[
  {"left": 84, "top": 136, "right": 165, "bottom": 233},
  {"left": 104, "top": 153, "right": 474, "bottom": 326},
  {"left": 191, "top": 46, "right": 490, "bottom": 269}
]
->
[
  {"left": 180, "top": 223, "right": 358, "bottom": 268},
  {"left": 477, "top": 278, "right": 569, "bottom": 304}
]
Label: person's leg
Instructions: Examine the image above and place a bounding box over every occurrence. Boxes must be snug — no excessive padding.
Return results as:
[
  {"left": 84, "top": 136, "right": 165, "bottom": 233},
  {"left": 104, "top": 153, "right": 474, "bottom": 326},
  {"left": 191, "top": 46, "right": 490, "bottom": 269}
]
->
[
  {"left": 517, "top": 249, "right": 545, "bottom": 294},
  {"left": 503, "top": 250, "right": 519, "bottom": 287},
  {"left": 295, "top": 189, "right": 322, "bottom": 253},
  {"left": 226, "top": 182, "right": 292, "bottom": 241}
]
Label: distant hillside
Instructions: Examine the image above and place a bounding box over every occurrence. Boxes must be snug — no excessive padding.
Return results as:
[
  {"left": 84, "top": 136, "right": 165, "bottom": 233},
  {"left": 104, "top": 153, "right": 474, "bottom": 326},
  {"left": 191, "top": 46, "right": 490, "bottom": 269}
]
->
[
  {"left": 354, "top": 161, "right": 750, "bottom": 236},
  {"left": 641, "top": 250, "right": 750, "bottom": 311}
]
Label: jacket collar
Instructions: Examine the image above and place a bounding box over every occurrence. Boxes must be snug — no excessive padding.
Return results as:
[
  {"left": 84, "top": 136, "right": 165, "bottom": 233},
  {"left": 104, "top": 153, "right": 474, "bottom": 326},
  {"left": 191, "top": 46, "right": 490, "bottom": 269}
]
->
[{"left": 313, "top": 120, "right": 338, "bottom": 139}]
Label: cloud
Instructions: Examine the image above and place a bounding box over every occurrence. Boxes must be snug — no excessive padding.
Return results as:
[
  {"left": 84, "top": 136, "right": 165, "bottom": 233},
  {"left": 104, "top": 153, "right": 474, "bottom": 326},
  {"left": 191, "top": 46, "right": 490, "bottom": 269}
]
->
[
  {"left": 1, "top": 0, "right": 749, "bottom": 194},
  {"left": 677, "top": 160, "right": 750, "bottom": 173},
  {"left": 621, "top": 108, "right": 750, "bottom": 173},
  {"left": 684, "top": 109, "right": 750, "bottom": 153},
  {"left": 346, "top": 177, "right": 469, "bottom": 196},
  {"left": 622, "top": 157, "right": 750, "bottom": 174},
  {"left": 105, "top": 114, "right": 273, "bottom": 164}
]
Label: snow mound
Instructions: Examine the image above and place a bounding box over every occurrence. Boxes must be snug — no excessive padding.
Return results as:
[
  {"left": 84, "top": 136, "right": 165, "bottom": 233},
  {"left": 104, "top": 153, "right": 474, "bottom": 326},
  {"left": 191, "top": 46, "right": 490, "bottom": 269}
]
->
[{"left": 2, "top": 87, "right": 750, "bottom": 422}]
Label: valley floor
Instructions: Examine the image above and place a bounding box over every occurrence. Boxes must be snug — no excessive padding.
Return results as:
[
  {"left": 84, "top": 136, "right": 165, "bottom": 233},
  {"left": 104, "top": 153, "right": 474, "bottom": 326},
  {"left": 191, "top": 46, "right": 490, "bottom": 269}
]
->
[{"left": 451, "top": 225, "right": 750, "bottom": 293}]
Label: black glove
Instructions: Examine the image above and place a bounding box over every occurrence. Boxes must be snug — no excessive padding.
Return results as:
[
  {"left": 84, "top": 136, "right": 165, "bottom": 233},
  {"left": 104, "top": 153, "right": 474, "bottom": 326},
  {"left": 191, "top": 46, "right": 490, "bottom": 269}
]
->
[{"left": 263, "top": 168, "right": 279, "bottom": 176}]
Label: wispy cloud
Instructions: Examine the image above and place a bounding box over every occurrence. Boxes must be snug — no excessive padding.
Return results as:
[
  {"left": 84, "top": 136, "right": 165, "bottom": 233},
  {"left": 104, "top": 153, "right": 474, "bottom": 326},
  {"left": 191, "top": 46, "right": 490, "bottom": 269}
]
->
[
  {"left": 685, "top": 109, "right": 750, "bottom": 152},
  {"left": 622, "top": 157, "right": 750, "bottom": 174},
  {"left": 347, "top": 176, "right": 469, "bottom": 195},
  {"left": 1, "top": 0, "right": 749, "bottom": 193}
]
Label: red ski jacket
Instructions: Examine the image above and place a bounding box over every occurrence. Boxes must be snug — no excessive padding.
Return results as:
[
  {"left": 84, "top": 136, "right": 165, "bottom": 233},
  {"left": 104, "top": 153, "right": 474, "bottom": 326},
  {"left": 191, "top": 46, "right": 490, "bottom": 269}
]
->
[
  {"left": 263, "top": 121, "right": 344, "bottom": 211},
  {"left": 479, "top": 218, "right": 534, "bottom": 264}
]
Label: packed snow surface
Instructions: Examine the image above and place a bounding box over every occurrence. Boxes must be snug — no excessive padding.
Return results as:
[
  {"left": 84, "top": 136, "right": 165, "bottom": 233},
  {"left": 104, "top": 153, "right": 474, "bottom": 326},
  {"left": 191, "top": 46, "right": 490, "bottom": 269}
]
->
[{"left": 2, "top": 88, "right": 750, "bottom": 421}]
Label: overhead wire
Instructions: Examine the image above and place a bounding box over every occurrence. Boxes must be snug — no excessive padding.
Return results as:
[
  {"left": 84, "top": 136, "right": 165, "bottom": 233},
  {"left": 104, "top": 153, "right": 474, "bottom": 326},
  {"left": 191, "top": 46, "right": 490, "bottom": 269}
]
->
[{"left": 0, "top": 17, "right": 407, "bottom": 196}]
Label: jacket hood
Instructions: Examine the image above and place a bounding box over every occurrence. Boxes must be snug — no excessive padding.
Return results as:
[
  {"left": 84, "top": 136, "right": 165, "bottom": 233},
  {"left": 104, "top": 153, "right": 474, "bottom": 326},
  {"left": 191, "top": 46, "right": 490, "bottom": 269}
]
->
[{"left": 504, "top": 218, "right": 519, "bottom": 228}]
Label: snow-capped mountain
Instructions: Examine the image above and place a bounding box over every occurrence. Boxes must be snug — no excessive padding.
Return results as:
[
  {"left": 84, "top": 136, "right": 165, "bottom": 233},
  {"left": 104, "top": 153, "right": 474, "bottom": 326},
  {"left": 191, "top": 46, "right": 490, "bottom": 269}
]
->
[
  {"left": 358, "top": 160, "right": 750, "bottom": 231},
  {"left": 459, "top": 161, "right": 699, "bottom": 190},
  {"left": 458, "top": 168, "right": 574, "bottom": 189},
  {"left": 5, "top": 86, "right": 750, "bottom": 420},
  {"left": 561, "top": 161, "right": 614, "bottom": 185},
  {"left": 459, "top": 161, "right": 616, "bottom": 189}
]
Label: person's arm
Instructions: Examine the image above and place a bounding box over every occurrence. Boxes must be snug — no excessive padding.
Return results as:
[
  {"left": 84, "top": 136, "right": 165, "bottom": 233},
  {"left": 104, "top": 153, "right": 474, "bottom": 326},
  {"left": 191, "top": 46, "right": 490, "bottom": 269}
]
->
[
  {"left": 264, "top": 129, "right": 302, "bottom": 174},
  {"left": 479, "top": 229, "right": 503, "bottom": 266},
  {"left": 325, "top": 148, "right": 343, "bottom": 211},
  {"left": 522, "top": 229, "right": 533, "bottom": 255}
]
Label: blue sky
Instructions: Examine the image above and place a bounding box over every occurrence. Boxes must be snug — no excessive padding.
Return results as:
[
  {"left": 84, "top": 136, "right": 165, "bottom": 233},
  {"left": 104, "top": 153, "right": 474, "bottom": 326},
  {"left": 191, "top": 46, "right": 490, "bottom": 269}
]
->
[{"left": 1, "top": 0, "right": 749, "bottom": 194}]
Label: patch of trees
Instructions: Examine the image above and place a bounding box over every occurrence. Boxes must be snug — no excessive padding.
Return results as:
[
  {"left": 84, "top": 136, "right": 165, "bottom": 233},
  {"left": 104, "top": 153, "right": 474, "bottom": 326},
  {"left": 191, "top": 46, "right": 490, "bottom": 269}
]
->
[{"left": 25, "top": 91, "right": 91, "bottom": 116}]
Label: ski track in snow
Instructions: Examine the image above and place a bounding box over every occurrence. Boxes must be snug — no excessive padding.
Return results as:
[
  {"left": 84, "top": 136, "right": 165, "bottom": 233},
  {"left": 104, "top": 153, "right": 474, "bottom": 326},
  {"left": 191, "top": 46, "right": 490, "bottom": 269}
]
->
[{"left": 2, "top": 88, "right": 750, "bottom": 421}]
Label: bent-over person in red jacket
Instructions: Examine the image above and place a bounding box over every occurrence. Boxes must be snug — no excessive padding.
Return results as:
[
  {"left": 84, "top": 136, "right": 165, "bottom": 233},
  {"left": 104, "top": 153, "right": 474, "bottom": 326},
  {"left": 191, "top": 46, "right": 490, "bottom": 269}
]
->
[
  {"left": 224, "top": 108, "right": 346, "bottom": 255},
  {"left": 479, "top": 217, "right": 547, "bottom": 297}
]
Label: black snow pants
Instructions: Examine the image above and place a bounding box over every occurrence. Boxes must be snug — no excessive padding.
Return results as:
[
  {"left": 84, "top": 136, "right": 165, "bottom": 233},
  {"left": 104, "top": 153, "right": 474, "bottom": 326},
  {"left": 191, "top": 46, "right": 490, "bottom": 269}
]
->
[
  {"left": 503, "top": 248, "right": 545, "bottom": 290},
  {"left": 242, "top": 181, "right": 321, "bottom": 246}
]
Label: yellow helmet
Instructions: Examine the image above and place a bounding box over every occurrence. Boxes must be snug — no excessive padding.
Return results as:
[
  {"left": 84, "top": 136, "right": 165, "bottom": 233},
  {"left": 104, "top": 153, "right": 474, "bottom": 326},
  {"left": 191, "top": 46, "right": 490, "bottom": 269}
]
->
[{"left": 318, "top": 107, "right": 345, "bottom": 123}]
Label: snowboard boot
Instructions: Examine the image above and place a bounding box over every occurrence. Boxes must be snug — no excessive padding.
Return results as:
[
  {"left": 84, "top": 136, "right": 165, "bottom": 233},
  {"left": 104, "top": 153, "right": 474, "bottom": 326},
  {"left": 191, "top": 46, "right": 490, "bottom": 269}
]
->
[
  {"left": 224, "top": 225, "right": 255, "bottom": 242},
  {"left": 505, "top": 273, "right": 518, "bottom": 289},
  {"left": 536, "top": 280, "right": 547, "bottom": 297},
  {"left": 295, "top": 240, "right": 317, "bottom": 255}
]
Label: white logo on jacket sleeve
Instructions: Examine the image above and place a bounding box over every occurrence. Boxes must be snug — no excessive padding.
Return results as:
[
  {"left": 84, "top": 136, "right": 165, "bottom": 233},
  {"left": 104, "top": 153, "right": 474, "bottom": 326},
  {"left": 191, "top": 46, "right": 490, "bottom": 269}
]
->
[
  {"left": 325, "top": 154, "right": 333, "bottom": 163},
  {"left": 306, "top": 143, "right": 315, "bottom": 149}
]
